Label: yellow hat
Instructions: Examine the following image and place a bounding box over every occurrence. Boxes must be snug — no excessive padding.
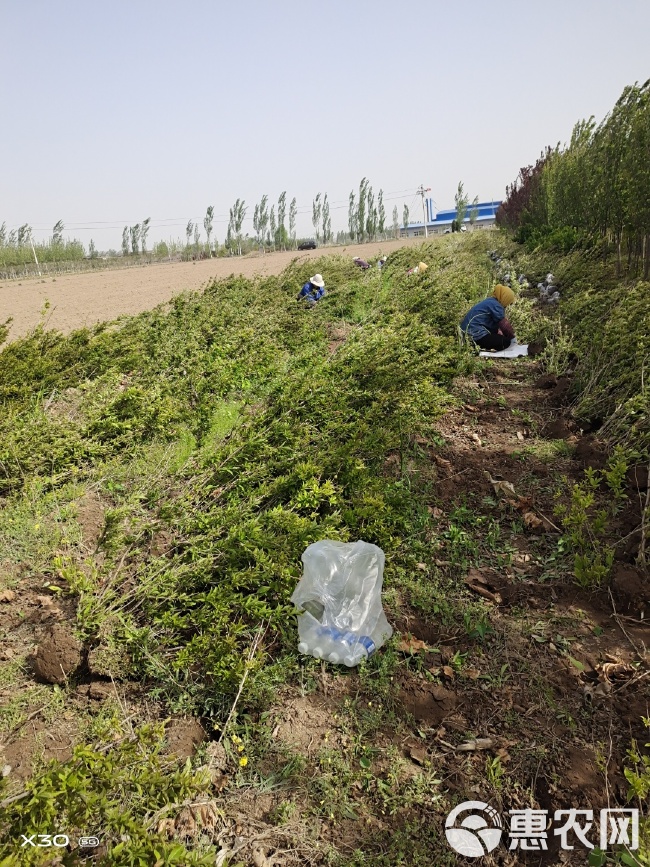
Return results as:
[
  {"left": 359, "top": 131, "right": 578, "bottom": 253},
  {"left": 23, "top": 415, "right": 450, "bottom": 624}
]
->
[{"left": 493, "top": 284, "right": 515, "bottom": 306}]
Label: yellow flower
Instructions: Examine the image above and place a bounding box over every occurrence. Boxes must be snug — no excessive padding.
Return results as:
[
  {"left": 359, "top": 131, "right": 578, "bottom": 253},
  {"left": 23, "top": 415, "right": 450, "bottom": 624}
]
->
[
  {"left": 237, "top": 744, "right": 244, "bottom": 752},
  {"left": 239, "top": 756, "right": 248, "bottom": 767}
]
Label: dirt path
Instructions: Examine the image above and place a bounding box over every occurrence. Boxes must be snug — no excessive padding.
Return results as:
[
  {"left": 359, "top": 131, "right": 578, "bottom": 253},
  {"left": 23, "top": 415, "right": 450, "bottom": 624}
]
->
[{"left": 0, "top": 238, "right": 421, "bottom": 342}]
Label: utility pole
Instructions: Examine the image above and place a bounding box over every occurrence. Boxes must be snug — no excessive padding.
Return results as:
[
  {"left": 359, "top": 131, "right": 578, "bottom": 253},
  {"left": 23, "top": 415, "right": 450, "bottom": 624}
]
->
[
  {"left": 417, "top": 185, "right": 431, "bottom": 237},
  {"left": 28, "top": 233, "right": 42, "bottom": 277}
]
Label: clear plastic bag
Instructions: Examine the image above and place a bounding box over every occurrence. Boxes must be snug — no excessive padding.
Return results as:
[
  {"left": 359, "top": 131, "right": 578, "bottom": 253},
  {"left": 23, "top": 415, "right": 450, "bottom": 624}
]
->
[{"left": 291, "top": 540, "right": 393, "bottom": 666}]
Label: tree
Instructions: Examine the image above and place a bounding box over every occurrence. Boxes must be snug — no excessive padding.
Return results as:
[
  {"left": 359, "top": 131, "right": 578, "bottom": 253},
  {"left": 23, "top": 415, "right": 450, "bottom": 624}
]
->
[
  {"left": 229, "top": 199, "right": 247, "bottom": 255},
  {"left": 193, "top": 223, "right": 200, "bottom": 248},
  {"left": 469, "top": 196, "right": 479, "bottom": 229},
  {"left": 277, "top": 191, "right": 287, "bottom": 249},
  {"left": 204, "top": 206, "right": 214, "bottom": 254},
  {"left": 17, "top": 224, "right": 31, "bottom": 245},
  {"left": 289, "top": 197, "right": 297, "bottom": 248},
  {"left": 122, "top": 227, "right": 129, "bottom": 256},
  {"left": 454, "top": 182, "right": 469, "bottom": 231},
  {"left": 141, "top": 217, "right": 151, "bottom": 253},
  {"left": 89, "top": 239, "right": 97, "bottom": 259},
  {"left": 269, "top": 205, "right": 276, "bottom": 248},
  {"left": 348, "top": 191, "right": 357, "bottom": 241},
  {"left": 402, "top": 204, "right": 410, "bottom": 233},
  {"left": 52, "top": 220, "right": 64, "bottom": 245},
  {"left": 378, "top": 190, "right": 386, "bottom": 237},
  {"left": 357, "top": 178, "right": 369, "bottom": 241},
  {"left": 256, "top": 195, "right": 269, "bottom": 250},
  {"left": 392, "top": 205, "right": 399, "bottom": 238},
  {"left": 366, "top": 186, "right": 377, "bottom": 240},
  {"left": 186, "top": 221, "right": 194, "bottom": 247},
  {"left": 130, "top": 224, "right": 140, "bottom": 254},
  {"left": 0, "top": 223, "right": 6, "bottom": 245},
  {"left": 312, "top": 193, "right": 322, "bottom": 242},
  {"left": 322, "top": 193, "right": 331, "bottom": 244}
]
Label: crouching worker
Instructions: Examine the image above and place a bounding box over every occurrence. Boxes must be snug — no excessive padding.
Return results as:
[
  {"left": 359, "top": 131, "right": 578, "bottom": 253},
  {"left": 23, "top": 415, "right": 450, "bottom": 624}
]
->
[
  {"left": 297, "top": 273, "right": 326, "bottom": 307},
  {"left": 460, "top": 284, "right": 516, "bottom": 351}
]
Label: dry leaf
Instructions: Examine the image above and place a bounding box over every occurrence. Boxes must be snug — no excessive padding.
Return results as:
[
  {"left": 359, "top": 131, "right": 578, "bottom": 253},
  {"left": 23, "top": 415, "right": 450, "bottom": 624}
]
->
[
  {"left": 416, "top": 562, "right": 427, "bottom": 571},
  {"left": 471, "top": 433, "right": 483, "bottom": 446},
  {"left": 442, "top": 665, "right": 455, "bottom": 680},
  {"left": 516, "top": 431, "right": 525, "bottom": 441},
  {"left": 428, "top": 506, "right": 443, "bottom": 518},
  {"left": 434, "top": 455, "right": 452, "bottom": 471},
  {"left": 456, "top": 737, "right": 494, "bottom": 752},
  {"left": 464, "top": 668, "right": 481, "bottom": 680},
  {"left": 397, "top": 635, "right": 429, "bottom": 654},
  {"left": 486, "top": 473, "right": 516, "bottom": 497},
  {"left": 429, "top": 666, "right": 441, "bottom": 676},
  {"left": 0, "top": 589, "right": 16, "bottom": 603}
]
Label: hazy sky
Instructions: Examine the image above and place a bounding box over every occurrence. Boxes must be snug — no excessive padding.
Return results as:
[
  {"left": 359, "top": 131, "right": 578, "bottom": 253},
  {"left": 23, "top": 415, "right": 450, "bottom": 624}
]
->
[{"left": 2, "top": 1, "right": 649, "bottom": 250}]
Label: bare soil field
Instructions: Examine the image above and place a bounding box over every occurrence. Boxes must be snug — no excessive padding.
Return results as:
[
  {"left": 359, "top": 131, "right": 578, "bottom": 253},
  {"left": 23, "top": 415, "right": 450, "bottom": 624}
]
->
[{"left": 0, "top": 238, "right": 423, "bottom": 342}]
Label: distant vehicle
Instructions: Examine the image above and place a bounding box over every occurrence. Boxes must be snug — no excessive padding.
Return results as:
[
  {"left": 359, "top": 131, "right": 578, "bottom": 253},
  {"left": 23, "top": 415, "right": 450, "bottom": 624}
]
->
[{"left": 297, "top": 240, "right": 317, "bottom": 250}]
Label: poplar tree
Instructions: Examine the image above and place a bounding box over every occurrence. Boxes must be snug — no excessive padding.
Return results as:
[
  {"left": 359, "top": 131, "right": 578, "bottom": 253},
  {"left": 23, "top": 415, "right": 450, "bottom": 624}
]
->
[
  {"left": 289, "top": 197, "right": 297, "bottom": 248},
  {"left": 130, "top": 224, "right": 140, "bottom": 254},
  {"left": 322, "top": 194, "right": 331, "bottom": 244},
  {"left": 203, "top": 206, "right": 214, "bottom": 254},
  {"left": 257, "top": 195, "right": 269, "bottom": 249},
  {"left": 277, "top": 191, "right": 287, "bottom": 249},
  {"left": 141, "top": 217, "right": 151, "bottom": 253},
  {"left": 229, "top": 199, "right": 246, "bottom": 255},
  {"left": 312, "top": 193, "right": 322, "bottom": 242},
  {"left": 366, "top": 186, "right": 376, "bottom": 240},
  {"left": 52, "top": 220, "right": 64, "bottom": 245},
  {"left": 454, "top": 182, "right": 469, "bottom": 231},
  {"left": 186, "top": 221, "right": 193, "bottom": 247},
  {"left": 348, "top": 191, "right": 357, "bottom": 241},
  {"left": 378, "top": 190, "right": 386, "bottom": 237},
  {"left": 269, "top": 205, "right": 276, "bottom": 248},
  {"left": 122, "top": 227, "right": 129, "bottom": 256},
  {"left": 357, "top": 178, "right": 368, "bottom": 242},
  {"left": 403, "top": 205, "right": 410, "bottom": 233},
  {"left": 392, "top": 206, "right": 399, "bottom": 238}
]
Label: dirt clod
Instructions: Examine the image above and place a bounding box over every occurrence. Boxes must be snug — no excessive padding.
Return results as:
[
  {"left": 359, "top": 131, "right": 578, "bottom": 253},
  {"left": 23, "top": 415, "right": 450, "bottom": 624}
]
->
[
  {"left": 165, "top": 717, "right": 206, "bottom": 760},
  {"left": 611, "top": 564, "right": 648, "bottom": 617},
  {"left": 399, "top": 682, "right": 457, "bottom": 724},
  {"left": 32, "top": 624, "right": 83, "bottom": 684}
]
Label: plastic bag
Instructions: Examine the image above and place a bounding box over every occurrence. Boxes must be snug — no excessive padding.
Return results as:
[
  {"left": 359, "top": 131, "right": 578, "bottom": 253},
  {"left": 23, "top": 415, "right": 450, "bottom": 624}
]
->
[{"left": 291, "top": 540, "right": 393, "bottom": 666}]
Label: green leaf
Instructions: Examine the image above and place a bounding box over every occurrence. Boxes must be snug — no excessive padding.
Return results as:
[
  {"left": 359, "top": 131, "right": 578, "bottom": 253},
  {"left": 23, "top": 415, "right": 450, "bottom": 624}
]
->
[{"left": 359, "top": 757, "right": 371, "bottom": 769}]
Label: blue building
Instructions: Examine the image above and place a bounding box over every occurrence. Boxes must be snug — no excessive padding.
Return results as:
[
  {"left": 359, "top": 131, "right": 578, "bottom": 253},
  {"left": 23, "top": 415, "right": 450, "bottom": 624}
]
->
[{"left": 402, "top": 199, "right": 501, "bottom": 237}]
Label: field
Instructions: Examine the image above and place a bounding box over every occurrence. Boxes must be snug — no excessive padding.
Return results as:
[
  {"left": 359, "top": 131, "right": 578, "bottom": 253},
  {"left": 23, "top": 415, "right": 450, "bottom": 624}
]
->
[
  {"left": 0, "top": 239, "right": 421, "bottom": 342},
  {"left": 0, "top": 232, "right": 647, "bottom": 866}
]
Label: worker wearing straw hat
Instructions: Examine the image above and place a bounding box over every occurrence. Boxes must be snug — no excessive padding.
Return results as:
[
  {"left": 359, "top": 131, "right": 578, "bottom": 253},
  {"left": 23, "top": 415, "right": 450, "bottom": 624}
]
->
[{"left": 297, "top": 274, "right": 326, "bottom": 307}]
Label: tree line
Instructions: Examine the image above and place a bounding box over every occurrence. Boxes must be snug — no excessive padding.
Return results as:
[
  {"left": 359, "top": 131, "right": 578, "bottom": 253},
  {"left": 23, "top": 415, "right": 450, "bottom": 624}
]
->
[
  {"left": 1, "top": 179, "right": 416, "bottom": 267},
  {"left": 497, "top": 79, "right": 650, "bottom": 277}
]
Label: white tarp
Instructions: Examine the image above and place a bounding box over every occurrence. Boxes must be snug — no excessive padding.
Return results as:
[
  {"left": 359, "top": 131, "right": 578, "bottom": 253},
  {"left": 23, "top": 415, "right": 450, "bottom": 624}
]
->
[{"left": 479, "top": 339, "right": 529, "bottom": 359}]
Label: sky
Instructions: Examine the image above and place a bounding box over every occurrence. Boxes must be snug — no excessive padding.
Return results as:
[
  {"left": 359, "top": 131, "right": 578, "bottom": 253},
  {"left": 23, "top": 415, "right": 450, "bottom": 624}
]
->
[{"left": 2, "top": 0, "right": 649, "bottom": 251}]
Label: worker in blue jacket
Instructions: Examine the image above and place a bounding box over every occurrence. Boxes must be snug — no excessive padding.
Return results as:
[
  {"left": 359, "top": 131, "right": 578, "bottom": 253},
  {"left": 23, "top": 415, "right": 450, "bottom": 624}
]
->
[
  {"left": 460, "top": 284, "right": 516, "bottom": 350},
  {"left": 297, "top": 274, "right": 326, "bottom": 306}
]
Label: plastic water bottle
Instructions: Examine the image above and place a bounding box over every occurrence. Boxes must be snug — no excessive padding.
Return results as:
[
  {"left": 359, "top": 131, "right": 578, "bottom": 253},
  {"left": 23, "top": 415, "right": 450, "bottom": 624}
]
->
[{"left": 297, "top": 618, "right": 375, "bottom": 667}]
